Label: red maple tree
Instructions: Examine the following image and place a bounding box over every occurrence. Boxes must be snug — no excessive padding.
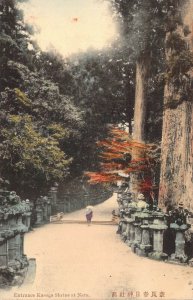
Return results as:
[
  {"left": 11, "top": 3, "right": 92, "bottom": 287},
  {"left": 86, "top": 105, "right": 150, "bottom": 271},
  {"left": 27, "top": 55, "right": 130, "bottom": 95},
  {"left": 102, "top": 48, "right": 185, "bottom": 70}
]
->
[{"left": 85, "top": 126, "right": 160, "bottom": 197}]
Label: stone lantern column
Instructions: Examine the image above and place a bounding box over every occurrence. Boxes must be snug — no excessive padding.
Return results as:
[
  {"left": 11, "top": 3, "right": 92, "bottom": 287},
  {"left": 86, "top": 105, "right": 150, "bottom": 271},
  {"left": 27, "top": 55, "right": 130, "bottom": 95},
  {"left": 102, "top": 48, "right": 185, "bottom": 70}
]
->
[
  {"left": 121, "top": 219, "right": 128, "bottom": 241},
  {"left": 47, "top": 199, "right": 52, "bottom": 220},
  {"left": 35, "top": 199, "right": 44, "bottom": 226},
  {"left": 125, "top": 205, "right": 137, "bottom": 247},
  {"left": 0, "top": 214, "right": 8, "bottom": 267},
  {"left": 127, "top": 218, "right": 135, "bottom": 247},
  {"left": 22, "top": 200, "right": 31, "bottom": 230},
  {"left": 136, "top": 209, "right": 153, "bottom": 257},
  {"left": 49, "top": 183, "right": 58, "bottom": 214},
  {"left": 149, "top": 211, "right": 168, "bottom": 260},
  {"left": 42, "top": 197, "right": 49, "bottom": 222},
  {"left": 170, "top": 223, "right": 189, "bottom": 263},
  {"left": 131, "top": 210, "right": 143, "bottom": 253},
  {"left": 123, "top": 217, "right": 131, "bottom": 242}
]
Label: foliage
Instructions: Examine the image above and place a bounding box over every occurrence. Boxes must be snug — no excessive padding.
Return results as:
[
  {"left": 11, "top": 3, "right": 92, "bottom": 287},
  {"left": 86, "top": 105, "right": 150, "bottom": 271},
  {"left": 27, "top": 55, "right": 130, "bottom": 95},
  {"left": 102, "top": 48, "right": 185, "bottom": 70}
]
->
[
  {"left": 0, "top": 0, "right": 84, "bottom": 197},
  {"left": 0, "top": 113, "right": 72, "bottom": 195},
  {"left": 85, "top": 126, "right": 160, "bottom": 198},
  {"left": 33, "top": 46, "right": 136, "bottom": 173}
]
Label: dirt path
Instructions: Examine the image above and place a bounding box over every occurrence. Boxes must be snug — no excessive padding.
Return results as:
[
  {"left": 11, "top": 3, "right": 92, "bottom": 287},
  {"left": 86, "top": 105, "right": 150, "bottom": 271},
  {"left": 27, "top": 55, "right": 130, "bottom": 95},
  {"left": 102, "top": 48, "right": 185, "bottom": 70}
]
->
[{"left": 1, "top": 194, "right": 193, "bottom": 300}]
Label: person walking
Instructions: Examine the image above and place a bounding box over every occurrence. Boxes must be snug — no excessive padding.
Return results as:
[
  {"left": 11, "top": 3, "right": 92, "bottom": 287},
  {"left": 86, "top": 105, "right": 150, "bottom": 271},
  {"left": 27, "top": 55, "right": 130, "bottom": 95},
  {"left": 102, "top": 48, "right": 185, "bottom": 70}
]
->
[{"left": 85, "top": 206, "right": 93, "bottom": 225}]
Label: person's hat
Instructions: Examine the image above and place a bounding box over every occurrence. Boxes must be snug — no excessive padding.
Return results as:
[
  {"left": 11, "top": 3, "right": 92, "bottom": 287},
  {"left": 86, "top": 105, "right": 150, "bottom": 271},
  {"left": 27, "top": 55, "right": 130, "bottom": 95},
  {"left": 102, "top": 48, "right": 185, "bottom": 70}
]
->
[
  {"left": 137, "top": 193, "right": 145, "bottom": 200},
  {"left": 86, "top": 205, "right": 93, "bottom": 209}
]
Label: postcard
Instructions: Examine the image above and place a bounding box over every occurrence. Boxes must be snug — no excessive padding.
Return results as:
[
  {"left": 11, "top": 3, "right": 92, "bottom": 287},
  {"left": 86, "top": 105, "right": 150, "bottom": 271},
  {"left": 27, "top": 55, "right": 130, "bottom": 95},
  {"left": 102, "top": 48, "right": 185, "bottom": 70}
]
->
[{"left": 0, "top": 0, "right": 193, "bottom": 300}]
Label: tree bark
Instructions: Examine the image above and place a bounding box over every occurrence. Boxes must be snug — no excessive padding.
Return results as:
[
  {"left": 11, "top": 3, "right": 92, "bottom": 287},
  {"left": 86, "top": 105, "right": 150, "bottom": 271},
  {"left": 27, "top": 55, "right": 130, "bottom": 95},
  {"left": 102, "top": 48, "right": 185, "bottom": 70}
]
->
[
  {"left": 133, "top": 58, "right": 149, "bottom": 142},
  {"left": 130, "top": 57, "right": 149, "bottom": 198},
  {"left": 159, "top": 1, "right": 193, "bottom": 211}
]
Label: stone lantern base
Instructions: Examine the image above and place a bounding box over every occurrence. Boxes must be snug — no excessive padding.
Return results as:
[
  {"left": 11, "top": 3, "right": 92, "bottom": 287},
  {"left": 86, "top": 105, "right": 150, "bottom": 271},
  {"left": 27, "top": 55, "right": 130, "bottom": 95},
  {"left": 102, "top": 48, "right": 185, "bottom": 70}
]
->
[
  {"left": 188, "top": 259, "right": 193, "bottom": 267},
  {"left": 0, "top": 255, "right": 29, "bottom": 287},
  {"left": 148, "top": 252, "right": 168, "bottom": 261},
  {"left": 136, "top": 244, "right": 152, "bottom": 257}
]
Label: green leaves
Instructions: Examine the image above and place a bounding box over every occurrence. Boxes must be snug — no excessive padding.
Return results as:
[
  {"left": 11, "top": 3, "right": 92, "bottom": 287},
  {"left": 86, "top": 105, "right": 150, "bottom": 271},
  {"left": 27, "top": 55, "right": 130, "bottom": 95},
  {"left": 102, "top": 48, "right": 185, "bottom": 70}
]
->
[{"left": 0, "top": 113, "right": 72, "bottom": 191}]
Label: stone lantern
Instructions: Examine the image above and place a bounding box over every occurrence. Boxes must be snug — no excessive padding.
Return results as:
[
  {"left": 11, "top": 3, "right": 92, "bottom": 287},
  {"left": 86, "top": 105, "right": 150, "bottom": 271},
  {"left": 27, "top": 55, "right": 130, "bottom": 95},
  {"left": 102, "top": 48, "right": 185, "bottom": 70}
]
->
[
  {"left": 169, "top": 223, "right": 189, "bottom": 263},
  {"left": 149, "top": 210, "right": 168, "bottom": 260},
  {"left": 136, "top": 208, "right": 153, "bottom": 257}
]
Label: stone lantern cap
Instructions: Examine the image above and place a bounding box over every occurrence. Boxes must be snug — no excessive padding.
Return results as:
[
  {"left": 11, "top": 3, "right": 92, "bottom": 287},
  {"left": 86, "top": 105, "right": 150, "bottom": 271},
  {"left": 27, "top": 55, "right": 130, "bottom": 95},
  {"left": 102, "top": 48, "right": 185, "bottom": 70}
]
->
[
  {"left": 152, "top": 210, "right": 165, "bottom": 219},
  {"left": 141, "top": 220, "right": 150, "bottom": 229},
  {"left": 170, "top": 223, "right": 189, "bottom": 231},
  {"left": 0, "top": 200, "right": 31, "bottom": 221},
  {"left": 124, "top": 217, "right": 134, "bottom": 223},
  {"left": 149, "top": 218, "right": 168, "bottom": 230},
  {"left": 140, "top": 209, "right": 153, "bottom": 220}
]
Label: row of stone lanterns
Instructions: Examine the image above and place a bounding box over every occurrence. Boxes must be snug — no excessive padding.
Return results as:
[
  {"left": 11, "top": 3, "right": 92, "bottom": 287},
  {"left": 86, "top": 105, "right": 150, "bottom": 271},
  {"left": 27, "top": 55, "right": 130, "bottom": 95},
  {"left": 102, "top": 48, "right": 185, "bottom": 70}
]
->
[{"left": 117, "top": 191, "right": 193, "bottom": 266}]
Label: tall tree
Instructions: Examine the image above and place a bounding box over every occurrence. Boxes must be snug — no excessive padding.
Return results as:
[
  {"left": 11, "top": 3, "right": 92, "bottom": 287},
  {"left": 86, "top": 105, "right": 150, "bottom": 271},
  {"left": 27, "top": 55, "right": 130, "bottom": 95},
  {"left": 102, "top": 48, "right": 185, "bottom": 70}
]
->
[
  {"left": 159, "top": 0, "right": 193, "bottom": 211},
  {"left": 111, "top": 0, "right": 167, "bottom": 199},
  {"left": 112, "top": 0, "right": 165, "bottom": 142}
]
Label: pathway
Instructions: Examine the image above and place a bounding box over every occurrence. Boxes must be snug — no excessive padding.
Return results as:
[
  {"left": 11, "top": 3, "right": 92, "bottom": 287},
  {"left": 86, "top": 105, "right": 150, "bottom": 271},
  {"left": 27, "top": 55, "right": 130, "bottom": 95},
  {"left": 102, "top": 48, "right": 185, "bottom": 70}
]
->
[{"left": 1, "top": 194, "right": 193, "bottom": 300}]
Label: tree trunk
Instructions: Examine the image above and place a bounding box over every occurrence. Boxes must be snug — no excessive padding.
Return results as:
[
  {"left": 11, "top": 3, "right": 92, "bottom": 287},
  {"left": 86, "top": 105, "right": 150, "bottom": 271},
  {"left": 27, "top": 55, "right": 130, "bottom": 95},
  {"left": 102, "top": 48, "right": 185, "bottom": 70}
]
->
[
  {"left": 130, "top": 57, "right": 149, "bottom": 198},
  {"left": 159, "top": 101, "right": 193, "bottom": 211},
  {"left": 133, "top": 58, "right": 149, "bottom": 142},
  {"left": 159, "top": 1, "right": 193, "bottom": 211}
]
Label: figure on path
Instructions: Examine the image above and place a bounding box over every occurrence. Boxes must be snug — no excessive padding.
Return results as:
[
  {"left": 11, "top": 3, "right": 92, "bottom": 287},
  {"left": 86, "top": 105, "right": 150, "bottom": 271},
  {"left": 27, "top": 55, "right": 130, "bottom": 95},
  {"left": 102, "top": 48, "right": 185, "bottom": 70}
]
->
[{"left": 85, "top": 206, "right": 93, "bottom": 225}]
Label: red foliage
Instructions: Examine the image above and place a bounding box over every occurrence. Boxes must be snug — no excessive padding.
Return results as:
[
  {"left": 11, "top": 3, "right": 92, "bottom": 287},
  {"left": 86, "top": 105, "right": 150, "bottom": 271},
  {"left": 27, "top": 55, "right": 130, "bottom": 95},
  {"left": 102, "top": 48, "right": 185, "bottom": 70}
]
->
[
  {"left": 85, "top": 172, "right": 120, "bottom": 184},
  {"left": 85, "top": 126, "right": 159, "bottom": 195}
]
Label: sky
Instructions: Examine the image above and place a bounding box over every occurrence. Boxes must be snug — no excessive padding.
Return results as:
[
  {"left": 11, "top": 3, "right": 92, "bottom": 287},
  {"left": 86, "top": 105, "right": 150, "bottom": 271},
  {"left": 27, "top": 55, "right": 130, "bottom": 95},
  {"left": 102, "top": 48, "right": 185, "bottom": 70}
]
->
[{"left": 22, "top": 0, "right": 117, "bottom": 57}]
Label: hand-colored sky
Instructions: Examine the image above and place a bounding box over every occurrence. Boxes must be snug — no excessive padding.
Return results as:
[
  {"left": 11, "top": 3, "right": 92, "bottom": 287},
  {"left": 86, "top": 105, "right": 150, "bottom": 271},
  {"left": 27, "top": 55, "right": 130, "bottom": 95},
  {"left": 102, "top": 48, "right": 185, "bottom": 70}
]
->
[{"left": 22, "top": 0, "right": 117, "bottom": 57}]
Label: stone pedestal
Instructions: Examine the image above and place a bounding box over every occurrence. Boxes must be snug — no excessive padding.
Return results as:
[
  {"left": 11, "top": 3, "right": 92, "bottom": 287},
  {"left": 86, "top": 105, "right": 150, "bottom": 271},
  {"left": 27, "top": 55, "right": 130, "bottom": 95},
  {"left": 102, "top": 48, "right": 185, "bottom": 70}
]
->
[
  {"left": 169, "top": 223, "right": 189, "bottom": 263},
  {"left": 149, "top": 211, "right": 168, "bottom": 260}
]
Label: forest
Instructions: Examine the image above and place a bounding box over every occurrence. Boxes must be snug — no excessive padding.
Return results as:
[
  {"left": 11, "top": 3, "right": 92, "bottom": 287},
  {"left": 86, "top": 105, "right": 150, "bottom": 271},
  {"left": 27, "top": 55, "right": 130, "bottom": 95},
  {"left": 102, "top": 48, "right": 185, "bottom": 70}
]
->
[{"left": 0, "top": 0, "right": 192, "bottom": 212}]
